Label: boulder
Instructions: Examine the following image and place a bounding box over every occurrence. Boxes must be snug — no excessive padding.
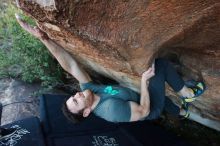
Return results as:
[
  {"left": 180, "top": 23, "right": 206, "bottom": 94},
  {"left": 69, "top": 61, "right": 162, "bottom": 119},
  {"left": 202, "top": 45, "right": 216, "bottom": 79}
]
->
[
  {"left": 0, "top": 78, "right": 41, "bottom": 125},
  {"left": 0, "top": 78, "right": 65, "bottom": 125},
  {"left": 17, "top": 0, "right": 220, "bottom": 130}
]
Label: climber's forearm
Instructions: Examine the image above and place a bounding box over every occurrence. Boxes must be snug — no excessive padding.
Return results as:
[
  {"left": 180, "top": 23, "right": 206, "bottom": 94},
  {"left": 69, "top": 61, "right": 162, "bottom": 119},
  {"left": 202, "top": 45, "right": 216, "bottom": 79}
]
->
[
  {"left": 139, "top": 65, "right": 155, "bottom": 115},
  {"left": 140, "top": 79, "right": 150, "bottom": 113},
  {"left": 15, "top": 13, "right": 91, "bottom": 83},
  {"left": 41, "top": 39, "right": 75, "bottom": 72},
  {"left": 129, "top": 78, "right": 150, "bottom": 121},
  {"left": 41, "top": 39, "right": 91, "bottom": 83}
]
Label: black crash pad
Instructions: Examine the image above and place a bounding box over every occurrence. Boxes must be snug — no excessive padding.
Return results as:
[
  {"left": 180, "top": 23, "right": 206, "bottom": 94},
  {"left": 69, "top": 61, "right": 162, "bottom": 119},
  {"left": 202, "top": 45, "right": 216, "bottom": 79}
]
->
[
  {"left": 40, "top": 94, "right": 192, "bottom": 146},
  {"left": 0, "top": 117, "right": 45, "bottom": 146},
  {"left": 40, "top": 94, "right": 117, "bottom": 136},
  {"left": 47, "top": 128, "right": 143, "bottom": 146}
]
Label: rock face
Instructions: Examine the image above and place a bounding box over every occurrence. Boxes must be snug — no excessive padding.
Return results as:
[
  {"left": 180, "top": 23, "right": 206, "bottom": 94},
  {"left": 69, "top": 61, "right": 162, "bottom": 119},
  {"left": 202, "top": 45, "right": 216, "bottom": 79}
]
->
[
  {"left": 0, "top": 78, "right": 41, "bottom": 125},
  {"left": 17, "top": 0, "right": 220, "bottom": 130},
  {"left": 0, "top": 78, "right": 66, "bottom": 125}
]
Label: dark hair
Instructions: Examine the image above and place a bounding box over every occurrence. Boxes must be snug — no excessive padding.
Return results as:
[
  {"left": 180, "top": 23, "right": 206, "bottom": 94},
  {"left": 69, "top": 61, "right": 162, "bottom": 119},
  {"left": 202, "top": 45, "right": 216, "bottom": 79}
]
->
[{"left": 61, "top": 98, "right": 85, "bottom": 124}]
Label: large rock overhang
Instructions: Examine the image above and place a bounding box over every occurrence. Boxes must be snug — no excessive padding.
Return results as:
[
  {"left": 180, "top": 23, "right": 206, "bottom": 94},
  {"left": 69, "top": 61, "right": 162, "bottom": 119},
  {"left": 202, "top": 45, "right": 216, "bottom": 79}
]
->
[{"left": 17, "top": 0, "right": 220, "bottom": 130}]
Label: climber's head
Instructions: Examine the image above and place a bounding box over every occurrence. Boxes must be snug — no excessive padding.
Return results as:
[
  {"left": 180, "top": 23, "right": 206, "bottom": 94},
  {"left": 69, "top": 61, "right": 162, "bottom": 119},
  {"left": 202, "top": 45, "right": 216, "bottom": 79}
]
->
[{"left": 62, "top": 90, "right": 93, "bottom": 123}]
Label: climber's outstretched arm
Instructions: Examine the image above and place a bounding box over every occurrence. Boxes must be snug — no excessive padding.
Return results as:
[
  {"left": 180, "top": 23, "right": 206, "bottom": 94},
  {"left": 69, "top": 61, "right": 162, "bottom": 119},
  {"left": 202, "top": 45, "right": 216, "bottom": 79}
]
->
[
  {"left": 15, "top": 14, "right": 91, "bottom": 83},
  {"left": 41, "top": 39, "right": 91, "bottom": 83}
]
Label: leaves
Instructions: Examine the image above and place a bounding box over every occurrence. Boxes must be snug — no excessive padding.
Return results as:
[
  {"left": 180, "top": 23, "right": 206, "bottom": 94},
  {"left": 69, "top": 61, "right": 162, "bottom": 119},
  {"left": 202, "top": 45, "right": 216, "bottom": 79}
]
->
[{"left": 0, "top": 4, "right": 64, "bottom": 88}]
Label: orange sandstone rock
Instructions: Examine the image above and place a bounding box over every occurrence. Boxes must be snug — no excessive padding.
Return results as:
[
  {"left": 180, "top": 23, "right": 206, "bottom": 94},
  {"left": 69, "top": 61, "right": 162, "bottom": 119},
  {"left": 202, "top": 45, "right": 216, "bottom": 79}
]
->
[{"left": 18, "top": 0, "right": 220, "bottom": 130}]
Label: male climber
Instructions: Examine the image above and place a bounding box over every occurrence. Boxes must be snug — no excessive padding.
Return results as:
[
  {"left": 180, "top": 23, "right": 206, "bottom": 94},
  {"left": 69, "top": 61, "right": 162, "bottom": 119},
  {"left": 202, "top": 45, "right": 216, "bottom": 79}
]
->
[{"left": 15, "top": 14, "right": 205, "bottom": 123}]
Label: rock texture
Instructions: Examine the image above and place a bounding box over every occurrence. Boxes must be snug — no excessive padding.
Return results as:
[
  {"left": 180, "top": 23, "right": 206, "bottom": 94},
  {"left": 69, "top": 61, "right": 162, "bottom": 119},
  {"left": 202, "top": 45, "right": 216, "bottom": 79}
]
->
[
  {"left": 0, "top": 78, "right": 66, "bottom": 125},
  {"left": 0, "top": 78, "right": 41, "bottom": 125},
  {"left": 17, "top": 0, "right": 220, "bottom": 130}
]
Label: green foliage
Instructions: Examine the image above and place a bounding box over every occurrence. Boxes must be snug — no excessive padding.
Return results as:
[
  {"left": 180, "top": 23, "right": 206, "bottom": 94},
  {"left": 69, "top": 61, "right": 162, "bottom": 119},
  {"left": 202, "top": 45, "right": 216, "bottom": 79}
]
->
[{"left": 0, "top": 4, "right": 64, "bottom": 87}]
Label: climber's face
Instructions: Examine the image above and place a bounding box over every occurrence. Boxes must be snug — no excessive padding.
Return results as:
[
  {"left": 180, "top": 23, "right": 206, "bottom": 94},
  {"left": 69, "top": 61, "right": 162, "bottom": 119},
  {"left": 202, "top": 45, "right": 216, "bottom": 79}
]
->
[{"left": 66, "top": 90, "right": 93, "bottom": 117}]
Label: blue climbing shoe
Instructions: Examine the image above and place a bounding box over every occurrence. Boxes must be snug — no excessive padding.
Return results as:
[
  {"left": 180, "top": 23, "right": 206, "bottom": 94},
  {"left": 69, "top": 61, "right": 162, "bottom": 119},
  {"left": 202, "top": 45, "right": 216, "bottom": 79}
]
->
[{"left": 183, "top": 80, "right": 206, "bottom": 103}]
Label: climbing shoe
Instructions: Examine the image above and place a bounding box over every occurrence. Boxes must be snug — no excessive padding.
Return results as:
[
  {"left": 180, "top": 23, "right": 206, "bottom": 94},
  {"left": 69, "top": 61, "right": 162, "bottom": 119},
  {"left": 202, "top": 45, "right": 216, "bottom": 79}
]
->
[
  {"left": 179, "top": 100, "right": 190, "bottom": 119},
  {"left": 183, "top": 80, "right": 206, "bottom": 103}
]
